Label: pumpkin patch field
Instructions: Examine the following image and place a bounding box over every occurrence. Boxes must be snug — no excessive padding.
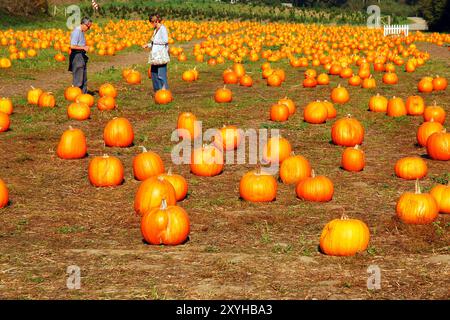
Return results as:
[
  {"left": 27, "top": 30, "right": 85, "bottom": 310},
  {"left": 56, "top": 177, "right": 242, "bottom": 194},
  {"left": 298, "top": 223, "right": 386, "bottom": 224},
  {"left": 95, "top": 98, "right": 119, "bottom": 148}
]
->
[{"left": 0, "top": 13, "right": 449, "bottom": 300}]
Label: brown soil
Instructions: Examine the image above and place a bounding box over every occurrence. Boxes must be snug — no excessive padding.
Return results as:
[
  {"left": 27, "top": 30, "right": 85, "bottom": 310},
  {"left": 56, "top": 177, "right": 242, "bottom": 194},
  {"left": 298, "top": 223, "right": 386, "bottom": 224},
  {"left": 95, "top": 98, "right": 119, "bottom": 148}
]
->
[{"left": 0, "top": 39, "right": 449, "bottom": 300}]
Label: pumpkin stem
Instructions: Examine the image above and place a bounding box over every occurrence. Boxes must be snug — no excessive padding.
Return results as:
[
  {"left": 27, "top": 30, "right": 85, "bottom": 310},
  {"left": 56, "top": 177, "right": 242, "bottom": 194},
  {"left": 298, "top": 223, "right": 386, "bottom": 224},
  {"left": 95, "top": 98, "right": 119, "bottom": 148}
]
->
[
  {"left": 354, "top": 144, "right": 359, "bottom": 150},
  {"left": 415, "top": 179, "right": 421, "bottom": 194},
  {"left": 160, "top": 199, "right": 168, "bottom": 210},
  {"left": 69, "top": 125, "right": 73, "bottom": 130},
  {"left": 167, "top": 168, "right": 172, "bottom": 175},
  {"left": 102, "top": 154, "right": 109, "bottom": 158},
  {"left": 341, "top": 213, "right": 349, "bottom": 220},
  {"left": 311, "top": 169, "right": 316, "bottom": 178},
  {"left": 139, "top": 146, "right": 147, "bottom": 153}
]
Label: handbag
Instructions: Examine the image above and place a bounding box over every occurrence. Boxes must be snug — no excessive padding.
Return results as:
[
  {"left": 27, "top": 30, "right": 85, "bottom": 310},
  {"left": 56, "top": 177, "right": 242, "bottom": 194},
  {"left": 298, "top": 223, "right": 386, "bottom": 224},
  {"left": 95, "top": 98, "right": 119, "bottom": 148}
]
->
[{"left": 149, "top": 27, "right": 170, "bottom": 65}]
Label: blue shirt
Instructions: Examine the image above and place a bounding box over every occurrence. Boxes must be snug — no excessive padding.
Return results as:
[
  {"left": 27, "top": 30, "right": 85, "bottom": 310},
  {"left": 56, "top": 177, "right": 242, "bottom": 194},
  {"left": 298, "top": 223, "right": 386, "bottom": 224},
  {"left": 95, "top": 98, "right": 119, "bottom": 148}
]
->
[{"left": 70, "top": 26, "right": 86, "bottom": 47}]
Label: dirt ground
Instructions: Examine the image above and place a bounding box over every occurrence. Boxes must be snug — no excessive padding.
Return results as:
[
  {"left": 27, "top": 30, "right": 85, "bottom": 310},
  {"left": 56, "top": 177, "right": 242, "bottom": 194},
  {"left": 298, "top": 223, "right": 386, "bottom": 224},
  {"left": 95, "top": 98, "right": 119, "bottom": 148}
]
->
[{"left": 0, "top": 37, "right": 449, "bottom": 300}]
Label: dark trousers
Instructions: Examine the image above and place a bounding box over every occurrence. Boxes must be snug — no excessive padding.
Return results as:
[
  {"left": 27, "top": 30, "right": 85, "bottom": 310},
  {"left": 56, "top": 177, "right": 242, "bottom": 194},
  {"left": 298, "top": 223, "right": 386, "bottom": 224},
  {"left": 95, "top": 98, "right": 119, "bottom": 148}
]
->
[
  {"left": 151, "top": 64, "right": 169, "bottom": 91},
  {"left": 71, "top": 53, "right": 88, "bottom": 94}
]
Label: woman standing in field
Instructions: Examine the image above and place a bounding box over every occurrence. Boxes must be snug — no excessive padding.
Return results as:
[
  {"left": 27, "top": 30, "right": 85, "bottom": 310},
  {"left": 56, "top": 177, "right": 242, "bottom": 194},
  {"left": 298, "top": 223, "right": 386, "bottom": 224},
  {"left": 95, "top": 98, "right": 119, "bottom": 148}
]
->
[{"left": 142, "top": 14, "right": 170, "bottom": 92}]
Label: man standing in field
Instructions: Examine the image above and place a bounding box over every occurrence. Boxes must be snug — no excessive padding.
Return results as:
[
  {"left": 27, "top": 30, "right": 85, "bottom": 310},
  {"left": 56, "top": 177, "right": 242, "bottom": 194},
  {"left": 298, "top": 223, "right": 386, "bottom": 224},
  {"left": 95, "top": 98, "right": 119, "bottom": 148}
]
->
[{"left": 69, "top": 17, "right": 93, "bottom": 94}]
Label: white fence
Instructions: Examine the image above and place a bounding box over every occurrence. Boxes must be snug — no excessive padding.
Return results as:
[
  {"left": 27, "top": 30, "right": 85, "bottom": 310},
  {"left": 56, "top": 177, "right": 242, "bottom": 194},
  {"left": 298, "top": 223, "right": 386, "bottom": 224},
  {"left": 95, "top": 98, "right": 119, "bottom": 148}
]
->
[{"left": 383, "top": 25, "right": 409, "bottom": 36}]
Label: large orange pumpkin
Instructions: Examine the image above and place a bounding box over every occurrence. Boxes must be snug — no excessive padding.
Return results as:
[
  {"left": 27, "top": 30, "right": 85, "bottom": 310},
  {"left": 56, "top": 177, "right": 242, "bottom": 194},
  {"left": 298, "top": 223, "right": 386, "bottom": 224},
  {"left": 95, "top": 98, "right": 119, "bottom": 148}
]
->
[
  {"left": 27, "top": 86, "right": 43, "bottom": 105},
  {"left": 97, "top": 96, "right": 117, "bottom": 111},
  {"left": 262, "top": 136, "right": 292, "bottom": 164},
  {"left": 270, "top": 103, "right": 289, "bottom": 122},
  {"left": 330, "top": 84, "right": 350, "bottom": 104},
  {"left": 133, "top": 146, "right": 165, "bottom": 181},
  {"left": 394, "top": 157, "right": 427, "bottom": 180},
  {"left": 430, "top": 182, "right": 450, "bottom": 214},
  {"left": 38, "top": 92, "right": 56, "bottom": 108},
  {"left": 0, "top": 112, "right": 10, "bottom": 132},
  {"left": 158, "top": 170, "right": 188, "bottom": 201},
  {"left": 405, "top": 95, "right": 425, "bottom": 115},
  {"left": 416, "top": 120, "right": 443, "bottom": 147},
  {"left": 134, "top": 177, "right": 177, "bottom": 215},
  {"left": 426, "top": 129, "right": 450, "bottom": 161},
  {"left": 0, "top": 97, "right": 13, "bottom": 115},
  {"left": 57, "top": 126, "right": 87, "bottom": 159},
  {"left": 341, "top": 145, "right": 365, "bottom": 172},
  {"left": 177, "top": 112, "right": 201, "bottom": 140},
  {"left": 99, "top": 83, "right": 118, "bottom": 98},
  {"left": 279, "top": 154, "right": 311, "bottom": 184},
  {"left": 88, "top": 154, "right": 124, "bottom": 187},
  {"left": 304, "top": 101, "right": 328, "bottom": 124},
  {"left": 239, "top": 167, "right": 277, "bottom": 202},
  {"left": 214, "top": 125, "right": 242, "bottom": 151},
  {"left": 141, "top": 200, "right": 190, "bottom": 245},
  {"left": 423, "top": 103, "right": 446, "bottom": 124},
  {"left": 296, "top": 170, "right": 334, "bottom": 202},
  {"left": 67, "top": 102, "right": 90, "bottom": 120},
  {"left": 396, "top": 179, "right": 438, "bottom": 224},
  {"left": 331, "top": 115, "right": 364, "bottom": 147},
  {"left": 103, "top": 117, "right": 134, "bottom": 147},
  {"left": 320, "top": 214, "right": 370, "bottom": 256},
  {"left": 387, "top": 96, "right": 407, "bottom": 117},
  {"left": 214, "top": 86, "right": 232, "bottom": 103},
  {"left": 0, "top": 178, "right": 9, "bottom": 209},
  {"left": 190, "top": 145, "right": 224, "bottom": 177},
  {"left": 64, "top": 86, "right": 82, "bottom": 102},
  {"left": 368, "top": 93, "right": 388, "bottom": 112},
  {"left": 155, "top": 89, "right": 173, "bottom": 104}
]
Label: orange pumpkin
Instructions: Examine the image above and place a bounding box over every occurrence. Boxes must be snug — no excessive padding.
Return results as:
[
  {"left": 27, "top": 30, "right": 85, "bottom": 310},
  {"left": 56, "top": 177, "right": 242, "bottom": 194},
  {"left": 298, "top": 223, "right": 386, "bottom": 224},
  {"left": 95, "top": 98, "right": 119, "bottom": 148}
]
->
[
  {"left": 416, "top": 120, "right": 443, "bottom": 147},
  {"left": 317, "top": 73, "right": 330, "bottom": 85},
  {"left": 267, "top": 73, "right": 282, "bottom": 87},
  {"left": 158, "top": 170, "right": 188, "bottom": 201},
  {"left": 382, "top": 72, "right": 398, "bottom": 85},
  {"left": 270, "top": 103, "right": 289, "bottom": 122},
  {"left": 387, "top": 96, "right": 407, "bottom": 117},
  {"left": 99, "top": 83, "right": 118, "bottom": 98},
  {"left": 426, "top": 129, "right": 450, "bottom": 161},
  {"left": 278, "top": 97, "right": 296, "bottom": 115},
  {"left": 38, "top": 92, "right": 56, "bottom": 108},
  {"left": 405, "top": 95, "right": 425, "bottom": 115},
  {"left": 331, "top": 115, "right": 364, "bottom": 147},
  {"left": 323, "top": 100, "right": 336, "bottom": 119},
  {"left": 88, "top": 154, "right": 124, "bottom": 187},
  {"left": 418, "top": 78, "right": 433, "bottom": 93},
  {"left": 423, "top": 103, "right": 446, "bottom": 124},
  {"left": 103, "top": 117, "right": 134, "bottom": 147},
  {"left": 97, "top": 96, "right": 117, "bottom": 111},
  {"left": 134, "top": 176, "right": 177, "bottom": 215},
  {"left": 133, "top": 146, "right": 165, "bottom": 181},
  {"left": 67, "top": 102, "right": 90, "bottom": 120},
  {"left": 223, "top": 69, "right": 239, "bottom": 84},
  {"left": 263, "top": 136, "right": 292, "bottom": 164},
  {"left": 304, "top": 100, "right": 328, "bottom": 124},
  {"left": 57, "top": 126, "right": 87, "bottom": 159},
  {"left": 214, "top": 86, "right": 232, "bottom": 103},
  {"left": 0, "top": 112, "right": 10, "bottom": 132},
  {"left": 190, "top": 145, "right": 224, "bottom": 177},
  {"left": 320, "top": 214, "right": 370, "bottom": 256},
  {"left": 214, "top": 125, "right": 242, "bottom": 151},
  {"left": 368, "top": 93, "right": 388, "bottom": 112},
  {"left": 0, "top": 97, "right": 13, "bottom": 115},
  {"left": 239, "top": 74, "right": 253, "bottom": 87},
  {"left": 430, "top": 182, "right": 450, "bottom": 214},
  {"left": 126, "top": 70, "right": 142, "bottom": 84},
  {"left": 396, "top": 179, "right": 438, "bottom": 224},
  {"left": 239, "top": 167, "right": 277, "bottom": 202},
  {"left": 177, "top": 112, "right": 201, "bottom": 140},
  {"left": 432, "top": 76, "right": 447, "bottom": 91},
  {"left": 154, "top": 89, "right": 173, "bottom": 104},
  {"left": 27, "top": 87, "right": 43, "bottom": 104},
  {"left": 279, "top": 154, "right": 311, "bottom": 184},
  {"left": 76, "top": 93, "right": 94, "bottom": 108},
  {"left": 330, "top": 84, "right": 350, "bottom": 104},
  {"left": 141, "top": 200, "right": 190, "bottom": 245},
  {"left": 0, "top": 178, "right": 9, "bottom": 209},
  {"left": 296, "top": 170, "right": 334, "bottom": 202},
  {"left": 394, "top": 157, "right": 428, "bottom": 180},
  {"left": 64, "top": 86, "right": 82, "bottom": 102},
  {"left": 341, "top": 145, "right": 365, "bottom": 172}
]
